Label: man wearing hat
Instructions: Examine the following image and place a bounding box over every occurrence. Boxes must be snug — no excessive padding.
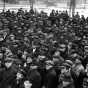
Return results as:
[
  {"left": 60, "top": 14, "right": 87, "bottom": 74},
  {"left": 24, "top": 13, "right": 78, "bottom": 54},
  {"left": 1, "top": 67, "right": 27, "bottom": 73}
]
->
[
  {"left": 23, "top": 56, "right": 33, "bottom": 75},
  {"left": 53, "top": 51, "right": 64, "bottom": 85},
  {"left": 24, "top": 80, "right": 32, "bottom": 88},
  {"left": 58, "top": 44, "right": 68, "bottom": 59},
  {"left": 0, "top": 58, "right": 5, "bottom": 88},
  {"left": 59, "top": 60, "right": 74, "bottom": 88},
  {"left": 53, "top": 51, "right": 64, "bottom": 66},
  {"left": 1, "top": 57, "right": 17, "bottom": 88},
  {"left": 71, "top": 59, "right": 85, "bottom": 88},
  {"left": 37, "top": 55, "right": 46, "bottom": 88},
  {"left": 27, "top": 64, "right": 42, "bottom": 88},
  {"left": 45, "top": 60, "right": 58, "bottom": 88},
  {"left": 82, "top": 63, "right": 88, "bottom": 88}
]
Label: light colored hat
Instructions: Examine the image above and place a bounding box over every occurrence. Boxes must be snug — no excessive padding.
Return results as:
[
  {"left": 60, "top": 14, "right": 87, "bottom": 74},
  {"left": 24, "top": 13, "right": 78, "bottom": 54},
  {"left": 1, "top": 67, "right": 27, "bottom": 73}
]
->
[
  {"left": 38, "top": 55, "right": 46, "bottom": 61},
  {"left": 30, "top": 64, "right": 38, "bottom": 70},
  {"left": 46, "top": 60, "right": 54, "bottom": 66},
  {"left": 26, "top": 57, "right": 32, "bottom": 63},
  {"left": 62, "top": 63, "right": 71, "bottom": 67},
  {"left": 38, "top": 55, "right": 46, "bottom": 59},
  {"left": 9, "top": 34, "right": 15, "bottom": 37},
  {"left": 65, "top": 60, "right": 73, "bottom": 66},
  {"left": 59, "top": 44, "right": 66, "bottom": 48},
  {"left": 75, "top": 59, "right": 81, "bottom": 64}
]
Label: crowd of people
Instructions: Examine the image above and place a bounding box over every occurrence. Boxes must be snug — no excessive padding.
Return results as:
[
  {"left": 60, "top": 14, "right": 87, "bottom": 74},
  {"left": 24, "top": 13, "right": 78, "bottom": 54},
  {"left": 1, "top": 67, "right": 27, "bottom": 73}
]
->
[{"left": 0, "top": 8, "right": 88, "bottom": 88}]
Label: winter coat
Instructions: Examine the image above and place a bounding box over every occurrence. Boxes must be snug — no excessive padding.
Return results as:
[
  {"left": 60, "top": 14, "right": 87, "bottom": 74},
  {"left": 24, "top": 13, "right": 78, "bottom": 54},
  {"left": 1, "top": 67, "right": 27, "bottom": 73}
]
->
[
  {"left": 45, "top": 68, "right": 58, "bottom": 88},
  {"left": 28, "top": 69, "right": 42, "bottom": 88}
]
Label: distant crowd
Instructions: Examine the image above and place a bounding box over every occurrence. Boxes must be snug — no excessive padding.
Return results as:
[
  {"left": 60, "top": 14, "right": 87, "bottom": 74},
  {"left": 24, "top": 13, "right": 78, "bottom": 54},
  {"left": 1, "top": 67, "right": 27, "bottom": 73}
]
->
[{"left": 0, "top": 8, "right": 88, "bottom": 88}]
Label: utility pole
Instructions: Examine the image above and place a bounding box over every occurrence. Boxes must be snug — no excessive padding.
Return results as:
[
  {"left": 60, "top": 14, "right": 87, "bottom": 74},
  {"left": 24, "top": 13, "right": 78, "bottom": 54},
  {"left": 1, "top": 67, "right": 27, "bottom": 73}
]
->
[
  {"left": 3, "top": 0, "right": 6, "bottom": 11},
  {"left": 84, "top": 0, "right": 86, "bottom": 9},
  {"left": 69, "top": 0, "right": 76, "bottom": 17},
  {"left": 29, "top": 0, "right": 34, "bottom": 10}
]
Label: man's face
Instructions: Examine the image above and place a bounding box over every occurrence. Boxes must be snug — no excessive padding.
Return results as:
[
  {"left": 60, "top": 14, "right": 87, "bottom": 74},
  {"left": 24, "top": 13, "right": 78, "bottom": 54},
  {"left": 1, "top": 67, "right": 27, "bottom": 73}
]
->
[
  {"left": 39, "top": 21, "right": 43, "bottom": 26},
  {"left": 5, "top": 61, "right": 13, "bottom": 68},
  {"left": 27, "top": 57, "right": 32, "bottom": 64},
  {"left": 18, "top": 30, "right": 22, "bottom": 33},
  {"left": 24, "top": 80, "right": 32, "bottom": 88},
  {"left": 10, "top": 36, "right": 15, "bottom": 40},
  {"left": 68, "top": 42, "right": 72, "bottom": 49},
  {"left": 47, "top": 21, "right": 51, "bottom": 26},
  {"left": 53, "top": 58, "right": 59, "bottom": 63},
  {"left": 17, "top": 72, "right": 23, "bottom": 80},
  {"left": 61, "top": 66, "right": 66, "bottom": 73},
  {"left": 61, "top": 66, "right": 70, "bottom": 73},
  {"left": 46, "top": 64, "right": 52, "bottom": 70},
  {"left": 54, "top": 51, "right": 60, "bottom": 56},
  {"left": 24, "top": 37, "right": 28, "bottom": 41},
  {"left": 59, "top": 47, "right": 66, "bottom": 52}
]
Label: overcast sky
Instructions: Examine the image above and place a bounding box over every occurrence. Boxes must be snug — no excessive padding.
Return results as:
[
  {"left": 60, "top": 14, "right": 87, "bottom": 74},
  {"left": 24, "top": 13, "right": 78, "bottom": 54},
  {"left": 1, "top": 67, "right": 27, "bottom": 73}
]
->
[
  {"left": 0, "top": 0, "right": 86, "bottom": 4},
  {"left": 0, "top": 0, "right": 87, "bottom": 8}
]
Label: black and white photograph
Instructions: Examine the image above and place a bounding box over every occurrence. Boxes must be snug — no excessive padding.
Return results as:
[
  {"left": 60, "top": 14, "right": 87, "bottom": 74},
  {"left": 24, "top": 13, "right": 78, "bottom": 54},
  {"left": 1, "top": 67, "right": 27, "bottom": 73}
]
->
[{"left": 0, "top": 0, "right": 88, "bottom": 88}]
